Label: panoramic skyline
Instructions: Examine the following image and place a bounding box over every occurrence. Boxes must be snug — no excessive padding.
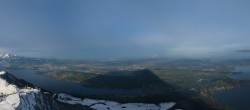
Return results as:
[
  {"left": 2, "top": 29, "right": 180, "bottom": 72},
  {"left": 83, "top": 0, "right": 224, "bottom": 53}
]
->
[{"left": 0, "top": 0, "right": 250, "bottom": 59}]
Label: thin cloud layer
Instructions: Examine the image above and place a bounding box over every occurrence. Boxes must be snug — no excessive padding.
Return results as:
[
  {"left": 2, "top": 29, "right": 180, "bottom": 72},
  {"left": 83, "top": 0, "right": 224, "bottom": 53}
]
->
[
  {"left": 0, "top": 0, "right": 250, "bottom": 59},
  {"left": 236, "top": 49, "right": 250, "bottom": 53}
]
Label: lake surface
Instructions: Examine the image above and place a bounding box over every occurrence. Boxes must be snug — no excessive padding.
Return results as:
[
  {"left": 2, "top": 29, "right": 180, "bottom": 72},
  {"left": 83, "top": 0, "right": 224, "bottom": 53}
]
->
[
  {"left": 231, "top": 66, "right": 250, "bottom": 80},
  {"left": 6, "top": 69, "right": 142, "bottom": 96},
  {"left": 214, "top": 67, "right": 250, "bottom": 110}
]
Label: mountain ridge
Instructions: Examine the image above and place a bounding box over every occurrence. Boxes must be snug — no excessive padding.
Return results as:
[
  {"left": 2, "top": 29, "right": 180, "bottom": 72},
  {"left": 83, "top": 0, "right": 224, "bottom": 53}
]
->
[
  {"left": 0, "top": 71, "right": 176, "bottom": 110},
  {"left": 0, "top": 53, "right": 18, "bottom": 59}
]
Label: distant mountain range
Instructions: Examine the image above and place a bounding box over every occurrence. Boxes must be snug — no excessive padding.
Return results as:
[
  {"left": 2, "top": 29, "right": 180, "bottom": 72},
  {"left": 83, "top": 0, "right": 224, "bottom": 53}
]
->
[{"left": 0, "top": 53, "right": 18, "bottom": 59}]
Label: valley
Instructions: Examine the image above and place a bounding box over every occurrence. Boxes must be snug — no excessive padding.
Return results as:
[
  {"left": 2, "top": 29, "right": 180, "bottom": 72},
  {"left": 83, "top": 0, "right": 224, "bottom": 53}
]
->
[{"left": 1, "top": 54, "right": 250, "bottom": 109}]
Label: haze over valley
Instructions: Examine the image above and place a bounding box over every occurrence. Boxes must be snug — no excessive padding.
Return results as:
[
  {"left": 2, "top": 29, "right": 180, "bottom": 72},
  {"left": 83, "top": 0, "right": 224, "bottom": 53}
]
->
[{"left": 1, "top": 0, "right": 250, "bottom": 110}]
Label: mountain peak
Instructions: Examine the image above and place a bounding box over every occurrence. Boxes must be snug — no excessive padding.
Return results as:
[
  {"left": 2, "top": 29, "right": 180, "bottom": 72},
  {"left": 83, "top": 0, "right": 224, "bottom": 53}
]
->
[{"left": 0, "top": 53, "right": 17, "bottom": 59}]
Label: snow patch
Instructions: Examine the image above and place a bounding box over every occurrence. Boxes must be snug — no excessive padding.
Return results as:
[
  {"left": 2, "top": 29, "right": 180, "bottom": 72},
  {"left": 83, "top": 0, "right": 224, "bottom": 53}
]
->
[
  {"left": 0, "top": 94, "right": 20, "bottom": 110},
  {"left": 0, "top": 71, "right": 6, "bottom": 75},
  {"left": 57, "top": 93, "right": 176, "bottom": 110},
  {"left": 18, "top": 90, "right": 40, "bottom": 110},
  {"left": 0, "top": 77, "right": 18, "bottom": 95},
  {"left": 0, "top": 76, "right": 40, "bottom": 110}
]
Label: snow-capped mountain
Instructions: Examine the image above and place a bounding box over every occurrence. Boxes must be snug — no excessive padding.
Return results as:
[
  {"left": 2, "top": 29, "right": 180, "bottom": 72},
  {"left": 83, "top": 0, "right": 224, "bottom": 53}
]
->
[
  {"left": 0, "top": 53, "right": 16, "bottom": 59},
  {"left": 0, "top": 71, "right": 177, "bottom": 110},
  {"left": 0, "top": 71, "right": 56, "bottom": 110},
  {"left": 0, "top": 71, "right": 89, "bottom": 110}
]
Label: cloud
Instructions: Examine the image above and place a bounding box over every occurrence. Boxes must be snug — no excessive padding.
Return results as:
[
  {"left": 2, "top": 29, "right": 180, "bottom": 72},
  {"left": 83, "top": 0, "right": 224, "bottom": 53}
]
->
[
  {"left": 1, "top": 0, "right": 250, "bottom": 59},
  {"left": 236, "top": 49, "right": 250, "bottom": 53}
]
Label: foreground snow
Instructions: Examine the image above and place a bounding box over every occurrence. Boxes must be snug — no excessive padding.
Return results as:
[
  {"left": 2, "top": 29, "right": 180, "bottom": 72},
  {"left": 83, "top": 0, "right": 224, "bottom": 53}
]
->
[
  {"left": 0, "top": 94, "right": 20, "bottom": 110},
  {"left": 0, "top": 71, "right": 6, "bottom": 75},
  {"left": 0, "top": 71, "right": 40, "bottom": 110},
  {"left": 57, "top": 93, "right": 176, "bottom": 110},
  {"left": 0, "top": 74, "right": 17, "bottom": 94}
]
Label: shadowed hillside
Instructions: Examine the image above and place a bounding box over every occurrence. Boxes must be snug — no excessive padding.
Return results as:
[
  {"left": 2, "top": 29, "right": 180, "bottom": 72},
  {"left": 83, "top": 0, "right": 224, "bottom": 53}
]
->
[
  {"left": 82, "top": 69, "right": 167, "bottom": 89},
  {"left": 81, "top": 69, "right": 217, "bottom": 110}
]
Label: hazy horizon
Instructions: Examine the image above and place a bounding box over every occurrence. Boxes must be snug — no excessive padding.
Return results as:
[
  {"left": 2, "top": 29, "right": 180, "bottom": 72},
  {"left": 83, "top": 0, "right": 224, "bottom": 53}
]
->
[{"left": 1, "top": 0, "right": 250, "bottom": 59}]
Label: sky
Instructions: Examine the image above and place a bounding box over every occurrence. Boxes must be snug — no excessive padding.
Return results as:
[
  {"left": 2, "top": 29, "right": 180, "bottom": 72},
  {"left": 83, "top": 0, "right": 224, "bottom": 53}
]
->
[{"left": 0, "top": 0, "right": 250, "bottom": 59}]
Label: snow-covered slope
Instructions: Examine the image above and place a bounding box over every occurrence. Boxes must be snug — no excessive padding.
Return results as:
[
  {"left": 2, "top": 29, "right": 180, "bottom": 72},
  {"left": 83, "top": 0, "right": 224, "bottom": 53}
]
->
[
  {"left": 0, "top": 71, "right": 19, "bottom": 110},
  {"left": 0, "top": 71, "right": 40, "bottom": 110},
  {"left": 0, "top": 71, "right": 177, "bottom": 110},
  {"left": 0, "top": 71, "right": 58, "bottom": 110},
  {"left": 56, "top": 93, "right": 176, "bottom": 110}
]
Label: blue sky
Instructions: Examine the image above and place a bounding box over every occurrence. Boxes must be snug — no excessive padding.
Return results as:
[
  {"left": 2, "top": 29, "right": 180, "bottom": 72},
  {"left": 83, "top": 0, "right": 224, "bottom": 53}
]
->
[{"left": 0, "top": 0, "right": 250, "bottom": 59}]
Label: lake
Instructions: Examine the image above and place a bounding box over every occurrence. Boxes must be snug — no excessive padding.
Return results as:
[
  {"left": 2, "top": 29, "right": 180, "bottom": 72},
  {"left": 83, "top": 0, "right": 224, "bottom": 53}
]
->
[
  {"left": 6, "top": 69, "right": 142, "bottom": 96},
  {"left": 231, "top": 66, "right": 250, "bottom": 80},
  {"left": 214, "top": 67, "right": 250, "bottom": 110}
]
